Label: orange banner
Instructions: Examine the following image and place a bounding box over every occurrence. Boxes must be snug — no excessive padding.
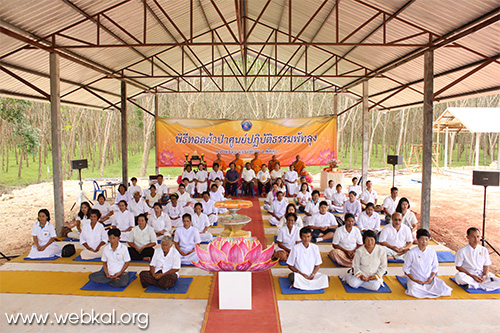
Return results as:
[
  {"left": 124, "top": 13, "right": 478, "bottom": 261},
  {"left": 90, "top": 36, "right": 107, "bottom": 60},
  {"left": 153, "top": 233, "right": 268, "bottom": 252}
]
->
[{"left": 156, "top": 116, "right": 337, "bottom": 167}]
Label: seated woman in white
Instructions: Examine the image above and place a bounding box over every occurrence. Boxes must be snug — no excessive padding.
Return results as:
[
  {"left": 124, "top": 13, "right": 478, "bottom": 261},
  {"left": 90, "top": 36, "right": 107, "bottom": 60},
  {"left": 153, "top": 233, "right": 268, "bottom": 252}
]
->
[
  {"left": 201, "top": 191, "right": 218, "bottom": 226},
  {"left": 274, "top": 213, "right": 301, "bottom": 261},
  {"left": 330, "top": 184, "right": 347, "bottom": 212},
  {"left": 284, "top": 164, "right": 298, "bottom": 197},
  {"left": 149, "top": 203, "right": 172, "bottom": 241},
  {"left": 128, "top": 177, "right": 142, "bottom": 197},
  {"left": 257, "top": 164, "right": 271, "bottom": 196},
  {"left": 174, "top": 214, "right": 201, "bottom": 265},
  {"left": 129, "top": 191, "right": 151, "bottom": 218},
  {"left": 286, "top": 227, "right": 329, "bottom": 290},
  {"left": 177, "top": 183, "right": 195, "bottom": 214},
  {"left": 182, "top": 164, "right": 196, "bottom": 196},
  {"left": 329, "top": 213, "right": 363, "bottom": 267},
  {"left": 275, "top": 178, "right": 286, "bottom": 195},
  {"left": 277, "top": 203, "right": 304, "bottom": 230},
  {"left": 67, "top": 201, "right": 91, "bottom": 240},
  {"left": 342, "top": 230, "right": 387, "bottom": 291},
  {"left": 113, "top": 184, "right": 132, "bottom": 210},
  {"left": 145, "top": 184, "right": 160, "bottom": 209},
  {"left": 323, "top": 180, "right": 336, "bottom": 206},
  {"left": 357, "top": 203, "right": 381, "bottom": 235},
  {"left": 80, "top": 209, "right": 108, "bottom": 260},
  {"left": 195, "top": 163, "right": 208, "bottom": 196},
  {"left": 27, "top": 209, "right": 62, "bottom": 259},
  {"left": 396, "top": 197, "right": 418, "bottom": 242},
  {"left": 303, "top": 190, "right": 321, "bottom": 226},
  {"left": 269, "top": 191, "right": 288, "bottom": 226},
  {"left": 295, "top": 183, "right": 311, "bottom": 213},
  {"left": 94, "top": 193, "right": 113, "bottom": 225},
  {"left": 343, "top": 191, "right": 361, "bottom": 220},
  {"left": 270, "top": 162, "right": 284, "bottom": 182},
  {"left": 191, "top": 203, "right": 213, "bottom": 243},
  {"left": 210, "top": 183, "right": 227, "bottom": 214},
  {"left": 264, "top": 183, "right": 279, "bottom": 211},
  {"left": 455, "top": 227, "right": 500, "bottom": 291},
  {"left": 165, "top": 194, "right": 184, "bottom": 228},
  {"left": 403, "top": 229, "right": 452, "bottom": 298},
  {"left": 348, "top": 177, "right": 361, "bottom": 199},
  {"left": 111, "top": 200, "right": 135, "bottom": 241},
  {"left": 127, "top": 214, "right": 157, "bottom": 261}
]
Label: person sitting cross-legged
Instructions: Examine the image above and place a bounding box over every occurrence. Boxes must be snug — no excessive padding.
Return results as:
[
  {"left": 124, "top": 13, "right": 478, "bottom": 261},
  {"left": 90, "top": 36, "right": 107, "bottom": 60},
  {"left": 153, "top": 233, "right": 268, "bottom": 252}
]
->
[
  {"left": 277, "top": 203, "right": 304, "bottom": 230},
  {"left": 80, "top": 209, "right": 108, "bottom": 260},
  {"left": 378, "top": 212, "right": 412, "bottom": 260},
  {"left": 241, "top": 162, "right": 256, "bottom": 197},
  {"left": 329, "top": 213, "right": 362, "bottom": 267},
  {"left": 309, "top": 201, "right": 338, "bottom": 243},
  {"left": 342, "top": 230, "right": 387, "bottom": 291},
  {"left": 148, "top": 202, "right": 172, "bottom": 241},
  {"left": 174, "top": 213, "right": 201, "bottom": 265},
  {"left": 269, "top": 191, "right": 288, "bottom": 226},
  {"left": 356, "top": 203, "right": 381, "bottom": 236},
  {"left": 286, "top": 227, "right": 329, "bottom": 290},
  {"left": 139, "top": 235, "right": 181, "bottom": 291},
  {"left": 274, "top": 213, "right": 301, "bottom": 262},
  {"left": 403, "top": 229, "right": 452, "bottom": 298},
  {"left": 454, "top": 227, "right": 500, "bottom": 291},
  {"left": 88, "top": 229, "right": 131, "bottom": 288},
  {"left": 111, "top": 200, "right": 135, "bottom": 241},
  {"left": 127, "top": 214, "right": 157, "bottom": 261},
  {"left": 191, "top": 203, "right": 213, "bottom": 243},
  {"left": 26, "top": 209, "right": 62, "bottom": 259}
]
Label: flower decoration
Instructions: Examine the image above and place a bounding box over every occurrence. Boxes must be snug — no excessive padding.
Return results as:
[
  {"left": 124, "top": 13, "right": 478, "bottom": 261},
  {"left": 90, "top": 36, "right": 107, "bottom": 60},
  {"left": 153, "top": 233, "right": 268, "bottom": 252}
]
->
[
  {"left": 318, "top": 149, "right": 336, "bottom": 164},
  {"left": 192, "top": 237, "right": 277, "bottom": 272},
  {"left": 158, "top": 150, "right": 178, "bottom": 166}
]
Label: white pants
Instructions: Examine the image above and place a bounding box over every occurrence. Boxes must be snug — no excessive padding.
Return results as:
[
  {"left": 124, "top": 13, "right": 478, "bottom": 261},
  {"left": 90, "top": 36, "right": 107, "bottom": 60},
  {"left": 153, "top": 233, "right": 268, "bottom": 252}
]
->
[
  {"left": 455, "top": 272, "right": 500, "bottom": 291},
  {"left": 406, "top": 277, "right": 452, "bottom": 298},
  {"left": 293, "top": 272, "right": 329, "bottom": 290},
  {"left": 199, "top": 232, "right": 213, "bottom": 243},
  {"left": 66, "top": 231, "right": 81, "bottom": 240},
  {"left": 181, "top": 251, "right": 198, "bottom": 265},
  {"left": 27, "top": 243, "right": 62, "bottom": 259},
  {"left": 80, "top": 247, "right": 105, "bottom": 260},
  {"left": 269, "top": 216, "right": 282, "bottom": 226},
  {"left": 186, "top": 183, "right": 195, "bottom": 196},
  {"left": 343, "top": 273, "right": 383, "bottom": 291},
  {"left": 196, "top": 182, "right": 208, "bottom": 194},
  {"left": 381, "top": 246, "right": 407, "bottom": 260},
  {"left": 286, "top": 183, "right": 298, "bottom": 197},
  {"left": 207, "top": 214, "right": 218, "bottom": 226}
]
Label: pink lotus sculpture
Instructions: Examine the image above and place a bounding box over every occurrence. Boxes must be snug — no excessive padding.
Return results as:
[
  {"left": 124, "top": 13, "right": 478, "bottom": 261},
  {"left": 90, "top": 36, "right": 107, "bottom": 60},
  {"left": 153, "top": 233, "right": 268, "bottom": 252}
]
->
[{"left": 192, "top": 237, "right": 277, "bottom": 272}]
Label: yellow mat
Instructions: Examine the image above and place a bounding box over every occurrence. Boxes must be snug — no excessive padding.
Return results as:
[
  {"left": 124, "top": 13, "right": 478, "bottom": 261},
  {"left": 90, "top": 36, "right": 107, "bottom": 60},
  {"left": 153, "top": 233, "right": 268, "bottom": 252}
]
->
[
  {"left": 263, "top": 219, "right": 277, "bottom": 228},
  {"left": 273, "top": 275, "right": 500, "bottom": 300},
  {"left": 0, "top": 270, "right": 212, "bottom": 299}
]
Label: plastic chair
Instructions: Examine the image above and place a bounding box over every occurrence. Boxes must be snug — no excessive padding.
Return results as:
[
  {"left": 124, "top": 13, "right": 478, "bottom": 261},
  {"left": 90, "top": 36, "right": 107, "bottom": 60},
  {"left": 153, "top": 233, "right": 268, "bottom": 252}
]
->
[{"left": 93, "top": 180, "right": 107, "bottom": 200}]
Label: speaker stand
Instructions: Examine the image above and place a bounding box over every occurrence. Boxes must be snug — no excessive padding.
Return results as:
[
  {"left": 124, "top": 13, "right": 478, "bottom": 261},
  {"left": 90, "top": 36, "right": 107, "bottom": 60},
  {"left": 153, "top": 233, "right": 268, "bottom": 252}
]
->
[
  {"left": 70, "top": 169, "right": 92, "bottom": 211},
  {"left": 392, "top": 164, "right": 396, "bottom": 188},
  {"left": 481, "top": 185, "right": 499, "bottom": 257}
]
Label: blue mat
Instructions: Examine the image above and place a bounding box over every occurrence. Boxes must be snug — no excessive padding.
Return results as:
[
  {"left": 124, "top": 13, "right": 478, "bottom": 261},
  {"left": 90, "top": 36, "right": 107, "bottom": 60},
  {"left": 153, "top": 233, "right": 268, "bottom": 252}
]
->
[
  {"left": 278, "top": 277, "right": 325, "bottom": 294},
  {"left": 388, "top": 252, "right": 455, "bottom": 264},
  {"left": 81, "top": 272, "right": 137, "bottom": 291},
  {"left": 73, "top": 255, "right": 101, "bottom": 262},
  {"left": 144, "top": 277, "right": 193, "bottom": 294},
  {"left": 450, "top": 277, "right": 500, "bottom": 294},
  {"left": 327, "top": 253, "right": 344, "bottom": 267},
  {"left": 62, "top": 237, "right": 79, "bottom": 241},
  {"left": 24, "top": 255, "right": 60, "bottom": 261},
  {"left": 339, "top": 276, "right": 392, "bottom": 293},
  {"left": 396, "top": 275, "right": 408, "bottom": 288}
]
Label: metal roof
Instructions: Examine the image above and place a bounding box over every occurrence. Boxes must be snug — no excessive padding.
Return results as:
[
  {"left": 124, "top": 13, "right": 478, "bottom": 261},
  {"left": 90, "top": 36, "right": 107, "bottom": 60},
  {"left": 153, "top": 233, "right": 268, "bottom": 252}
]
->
[
  {"left": 1, "top": 0, "right": 499, "bottom": 111},
  {"left": 433, "top": 107, "right": 500, "bottom": 133}
]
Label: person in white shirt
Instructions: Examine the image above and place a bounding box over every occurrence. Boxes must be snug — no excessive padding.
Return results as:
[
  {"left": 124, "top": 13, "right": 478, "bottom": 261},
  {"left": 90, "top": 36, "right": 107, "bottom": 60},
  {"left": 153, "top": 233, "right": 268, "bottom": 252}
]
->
[
  {"left": 156, "top": 174, "right": 170, "bottom": 204},
  {"left": 80, "top": 209, "right": 108, "bottom": 260},
  {"left": 344, "top": 191, "right": 361, "bottom": 220},
  {"left": 395, "top": 197, "right": 418, "bottom": 242},
  {"left": 191, "top": 203, "right": 213, "bottom": 242},
  {"left": 200, "top": 191, "right": 218, "bottom": 226},
  {"left": 379, "top": 212, "right": 413, "bottom": 260},
  {"left": 276, "top": 178, "right": 286, "bottom": 195},
  {"left": 210, "top": 184, "right": 227, "bottom": 214},
  {"left": 111, "top": 200, "right": 135, "bottom": 241},
  {"left": 67, "top": 201, "right": 92, "bottom": 240},
  {"left": 342, "top": 230, "right": 387, "bottom": 291},
  {"left": 27, "top": 209, "right": 62, "bottom": 259},
  {"left": 295, "top": 183, "right": 311, "bottom": 213},
  {"left": 182, "top": 164, "right": 196, "bottom": 196},
  {"left": 455, "top": 227, "right": 500, "bottom": 291},
  {"left": 277, "top": 203, "right": 304, "bottom": 230},
  {"left": 145, "top": 184, "right": 161, "bottom": 209},
  {"left": 357, "top": 203, "right": 381, "bottom": 235},
  {"left": 284, "top": 164, "right": 299, "bottom": 197},
  {"left": 328, "top": 184, "right": 346, "bottom": 212},
  {"left": 208, "top": 163, "right": 224, "bottom": 183},
  {"left": 149, "top": 203, "right": 172, "bottom": 240},
  {"left": 348, "top": 177, "right": 362, "bottom": 199},
  {"left": 88, "top": 229, "right": 131, "bottom": 288},
  {"left": 329, "top": 213, "right": 363, "bottom": 267},
  {"left": 257, "top": 164, "right": 271, "bottom": 196},
  {"left": 274, "top": 213, "right": 301, "bottom": 261},
  {"left": 127, "top": 214, "right": 157, "bottom": 261},
  {"left": 215, "top": 178, "right": 225, "bottom": 196},
  {"left": 270, "top": 162, "right": 284, "bottom": 182},
  {"left": 359, "top": 180, "right": 378, "bottom": 209},
  {"left": 304, "top": 190, "right": 321, "bottom": 226},
  {"left": 128, "top": 177, "right": 142, "bottom": 197},
  {"left": 174, "top": 214, "right": 201, "bottom": 265},
  {"left": 323, "top": 180, "right": 336, "bottom": 206},
  {"left": 139, "top": 235, "right": 181, "bottom": 290},
  {"left": 264, "top": 183, "right": 280, "bottom": 211},
  {"left": 94, "top": 193, "right": 113, "bottom": 224},
  {"left": 241, "top": 162, "right": 256, "bottom": 197},
  {"left": 114, "top": 184, "right": 132, "bottom": 207},
  {"left": 177, "top": 183, "right": 195, "bottom": 215},
  {"left": 129, "top": 191, "right": 151, "bottom": 218},
  {"left": 286, "top": 227, "right": 329, "bottom": 290},
  {"left": 165, "top": 194, "right": 184, "bottom": 227},
  {"left": 195, "top": 163, "right": 208, "bottom": 196},
  {"left": 310, "top": 201, "right": 338, "bottom": 242},
  {"left": 403, "top": 229, "right": 452, "bottom": 298},
  {"left": 269, "top": 191, "right": 288, "bottom": 226},
  {"left": 383, "top": 187, "right": 399, "bottom": 223}
]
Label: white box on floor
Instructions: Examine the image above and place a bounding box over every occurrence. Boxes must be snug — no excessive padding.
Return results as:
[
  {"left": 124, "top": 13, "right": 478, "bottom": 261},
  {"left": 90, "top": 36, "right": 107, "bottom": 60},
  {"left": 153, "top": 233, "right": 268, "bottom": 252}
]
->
[{"left": 218, "top": 271, "right": 252, "bottom": 310}]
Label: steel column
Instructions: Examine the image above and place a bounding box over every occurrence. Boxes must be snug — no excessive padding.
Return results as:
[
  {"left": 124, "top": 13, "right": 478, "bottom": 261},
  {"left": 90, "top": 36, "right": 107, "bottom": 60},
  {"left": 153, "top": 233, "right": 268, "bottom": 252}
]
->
[
  {"left": 121, "top": 81, "right": 128, "bottom": 186},
  {"left": 362, "top": 81, "right": 369, "bottom": 191},
  {"left": 155, "top": 93, "right": 160, "bottom": 175}
]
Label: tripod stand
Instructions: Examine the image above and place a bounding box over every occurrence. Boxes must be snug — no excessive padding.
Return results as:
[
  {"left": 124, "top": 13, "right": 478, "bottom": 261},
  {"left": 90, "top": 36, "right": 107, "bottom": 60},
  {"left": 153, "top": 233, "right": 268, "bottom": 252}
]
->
[
  {"left": 70, "top": 168, "right": 92, "bottom": 211},
  {"left": 480, "top": 185, "right": 499, "bottom": 257}
]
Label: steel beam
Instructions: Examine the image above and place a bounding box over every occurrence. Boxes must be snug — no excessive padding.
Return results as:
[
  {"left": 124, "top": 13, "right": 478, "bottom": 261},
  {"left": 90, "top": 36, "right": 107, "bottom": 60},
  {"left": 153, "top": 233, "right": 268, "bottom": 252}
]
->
[{"left": 362, "top": 80, "right": 369, "bottom": 191}]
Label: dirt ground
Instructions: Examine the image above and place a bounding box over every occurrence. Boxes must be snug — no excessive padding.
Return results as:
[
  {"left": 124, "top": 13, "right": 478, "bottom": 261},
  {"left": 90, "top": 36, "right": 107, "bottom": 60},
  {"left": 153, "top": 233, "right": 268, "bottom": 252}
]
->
[{"left": 1, "top": 170, "right": 499, "bottom": 272}]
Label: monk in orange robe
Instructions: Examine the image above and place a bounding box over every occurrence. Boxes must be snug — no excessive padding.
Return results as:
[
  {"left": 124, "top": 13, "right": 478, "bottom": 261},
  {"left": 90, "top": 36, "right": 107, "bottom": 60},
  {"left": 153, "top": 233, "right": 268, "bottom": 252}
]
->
[
  {"left": 231, "top": 153, "right": 245, "bottom": 174},
  {"left": 292, "top": 155, "right": 306, "bottom": 176},
  {"left": 213, "top": 153, "right": 228, "bottom": 172},
  {"left": 268, "top": 154, "right": 280, "bottom": 171},
  {"left": 250, "top": 152, "right": 263, "bottom": 173}
]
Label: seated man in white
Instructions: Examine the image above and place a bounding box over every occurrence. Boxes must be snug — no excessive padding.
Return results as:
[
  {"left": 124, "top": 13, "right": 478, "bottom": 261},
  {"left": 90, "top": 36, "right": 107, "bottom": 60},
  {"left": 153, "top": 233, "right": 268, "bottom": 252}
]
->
[
  {"left": 201, "top": 191, "right": 218, "bottom": 226},
  {"left": 286, "top": 227, "right": 329, "bottom": 290},
  {"left": 342, "top": 230, "right": 387, "bottom": 291},
  {"left": 310, "top": 201, "right": 338, "bottom": 242},
  {"left": 165, "top": 193, "right": 184, "bottom": 228},
  {"left": 455, "top": 227, "right": 500, "bottom": 291},
  {"left": 343, "top": 191, "right": 361, "bottom": 220},
  {"left": 174, "top": 213, "right": 201, "bottom": 265},
  {"left": 127, "top": 214, "right": 157, "bottom": 261},
  {"left": 323, "top": 180, "right": 336, "bottom": 208},
  {"left": 348, "top": 177, "right": 361, "bottom": 199},
  {"left": 88, "top": 228, "right": 131, "bottom": 288},
  {"left": 378, "top": 212, "right": 412, "bottom": 260},
  {"left": 284, "top": 164, "right": 298, "bottom": 197},
  {"left": 149, "top": 202, "right": 172, "bottom": 241},
  {"left": 403, "top": 229, "right": 452, "bottom": 298},
  {"left": 357, "top": 203, "right": 381, "bottom": 235},
  {"left": 359, "top": 180, "right": 378, "bottom": 210},
  {"left": 139, "top": 235, "right": 181, "bottom": 290},
  {"left": 191, "top": 203, "right": 213, "bottom": 243},
  {"left": 27, "top": 209, "right": 62, "bottom": 259},
  {"left": 128, "top": 177, "right": 142, "bottom": 197},
  {"left": 129, "top": 191, "right": 151, "bottom": 218},
  {"left": 111, "top": 200, "right": 135, "bottom": 241},
  {"left": 329, "top": 213, "right": 362, "bottom": 267},
  {"left": 241, "top": 162, "right": 256, "bottom": 197},
  {"left": 80, "top": 209, "right": 108, "bottom": 260},
  {"left": 382, "top": 187, "right": 399, "bottom": 223},
  {"left": 303, "top": 190, "right": 321, "bottom": 226},
  {"left": 274, "top": 213, "right": 301, "bottom": 262},
  {"left": 269, "top": 191, "right": 288, "bottom": 226}
]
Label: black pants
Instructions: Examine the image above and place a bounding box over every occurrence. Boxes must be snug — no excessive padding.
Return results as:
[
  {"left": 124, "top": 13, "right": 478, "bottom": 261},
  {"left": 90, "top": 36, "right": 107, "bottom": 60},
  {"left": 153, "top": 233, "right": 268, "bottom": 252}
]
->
[
  {"left": 258, "top": 182, "right": 271, "bottom": 195},
  {"left": 128, "top": 247, "right": 154, "bottom": 261},
  {"left": 225, "top": 182, "right": 238, "bottom": 196},
  {"left": 242, "top": 181, "right": 254, "bottom": 196}
]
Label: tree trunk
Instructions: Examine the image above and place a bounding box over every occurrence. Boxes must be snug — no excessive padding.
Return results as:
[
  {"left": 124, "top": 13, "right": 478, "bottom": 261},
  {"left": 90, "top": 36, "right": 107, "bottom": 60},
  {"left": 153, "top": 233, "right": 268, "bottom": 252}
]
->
[
  {"left": 18, "top": 150, "right": 23, "bottom": 178},
  {"left": 396, "top": 110, "right": 405, "bottom": 155},
  {"left": 448, "top": 132, "right": 456, "bottom": 167},
  {"left": 100, "top": 112, "right": 113, "bottom": 177}
]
